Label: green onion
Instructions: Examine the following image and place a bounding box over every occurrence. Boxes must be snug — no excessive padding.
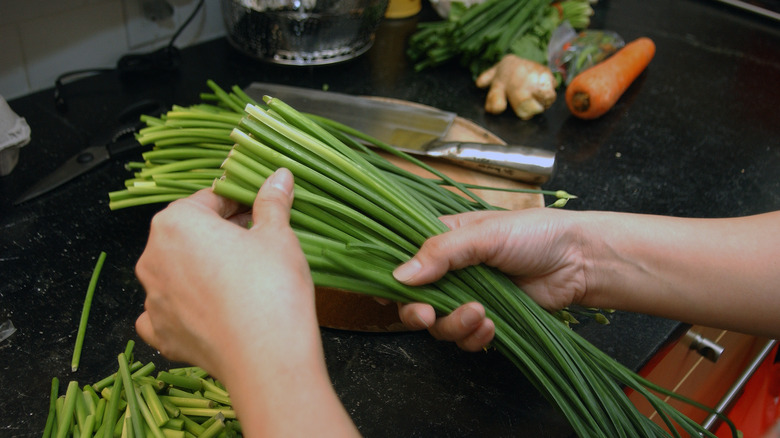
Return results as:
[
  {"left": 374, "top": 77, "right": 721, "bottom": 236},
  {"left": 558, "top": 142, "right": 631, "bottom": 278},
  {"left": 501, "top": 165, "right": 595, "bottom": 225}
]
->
[
  {"left": 101, "top": 365, "right": 123, "bottom": 438},
  {"left": 71, "top": 251, "right": 107, "bottom": 372},
  {"left": 42, "top": 378, "right": 59, "bottom": 438},
  {"left": 118, "top": 353, "right": 144, "bottom": 438},
  {"left": 198, "top": 413, "right": 226, "bottom": 438},
  {"left": 178, "top": 414, "right": 205, "bottom": 436},
  {"left": 140, "top": 383, "right": 169, "bottom": 427},
  {"left": 135, "top": 386, "right": 166, "bottom": 438},
  {"left": 177, "top": 408, "right": 236, "bottom": 420},
  {"left": 156, "top": 372, "right": 202, "bottom": 392},
  {"left": 55, "top": 381, "right": 79, "bottom": 438},
  {"left": 159, "top": 396, "right": 214, "bottom": 409},
  {"left": 162, "top": 418, "right": 184, "bottom": 430},
  {"left": 81, "top": 414, "right": 96, "bottom": 438},
  {"left": 407, "top": 0, "right": 595, "bottom": 77}
]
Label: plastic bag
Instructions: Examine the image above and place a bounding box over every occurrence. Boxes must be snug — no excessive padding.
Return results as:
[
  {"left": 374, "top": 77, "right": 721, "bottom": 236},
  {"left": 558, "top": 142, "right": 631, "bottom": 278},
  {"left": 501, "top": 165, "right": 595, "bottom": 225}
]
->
[
  {"left": 547, "top": 23, "right": 625, "bottom": 86},
  {"left": 0, "top": 319, "right": 16, "bottom": 343}
]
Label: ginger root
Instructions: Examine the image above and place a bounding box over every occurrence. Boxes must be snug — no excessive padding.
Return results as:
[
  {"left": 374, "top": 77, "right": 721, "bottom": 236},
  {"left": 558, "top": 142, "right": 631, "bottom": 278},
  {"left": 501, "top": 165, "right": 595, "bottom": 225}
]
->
[{"left": 476, "top": 54, "right": 557, "bottom": 120}]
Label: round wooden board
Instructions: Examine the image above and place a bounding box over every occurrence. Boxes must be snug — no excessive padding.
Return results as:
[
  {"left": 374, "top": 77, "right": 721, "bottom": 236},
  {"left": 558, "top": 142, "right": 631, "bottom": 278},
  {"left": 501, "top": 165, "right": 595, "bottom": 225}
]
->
[{"left": 315, "top": 99, "right": 544, "bottom": 332}]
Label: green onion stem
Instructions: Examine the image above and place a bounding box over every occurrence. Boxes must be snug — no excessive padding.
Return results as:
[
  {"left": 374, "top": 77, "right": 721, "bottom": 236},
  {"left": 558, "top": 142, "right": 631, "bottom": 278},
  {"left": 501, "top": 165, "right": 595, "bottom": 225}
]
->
[
  {"left": 157, "top": 372, "right": 202, "bottom": 392},
  {"left": 140, "top": 384, "right": 169, "bottom": 427},
  {"left": 134, "top": 387, "right": 166, "bottom": 438},
  {"left": 176, "top": 408, "right": 236, "bottom": 420},
  {"left": 55, "top": 381, "right": 79, "bottom": 438},
  {"left": 71, "top": 251, "right": 106, "bottom": 372},
  {"left": 118, "top": 353, "right": 144, "bottom": 438},
  {"left": 198, "top": 413, "right": 226, "bottom": 438},
  {"left": 42, "top": 378, "right": 59, "bottom": 438}
]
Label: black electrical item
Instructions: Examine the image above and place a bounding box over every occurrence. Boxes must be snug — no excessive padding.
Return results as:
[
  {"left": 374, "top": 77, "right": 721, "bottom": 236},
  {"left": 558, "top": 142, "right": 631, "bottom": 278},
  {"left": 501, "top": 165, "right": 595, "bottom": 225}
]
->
[{"left": 54, "top": 0, "right": 205, "bottom": 112}]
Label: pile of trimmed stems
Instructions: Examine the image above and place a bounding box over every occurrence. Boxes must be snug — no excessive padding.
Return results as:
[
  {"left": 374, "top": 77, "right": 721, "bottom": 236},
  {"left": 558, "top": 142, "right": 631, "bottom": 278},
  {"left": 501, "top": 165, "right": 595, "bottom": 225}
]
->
[
  {"left": 43, "top": 342, "right": 240, "bottom": 438},
  {"left": 110, "top": 82, "right": 735, "bottom": 437}
]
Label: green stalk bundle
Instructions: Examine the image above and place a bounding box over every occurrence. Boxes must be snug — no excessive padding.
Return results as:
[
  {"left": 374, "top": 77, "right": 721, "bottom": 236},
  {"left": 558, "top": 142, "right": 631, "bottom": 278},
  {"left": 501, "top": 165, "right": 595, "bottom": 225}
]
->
[
  {"left": 109, "top": 80, "right": 567, "bottom": 211},
  {"left": 407, "top": 0, "right": 596, "bottom": 77},
  {"left": 214, "top": 94, "right": 734, "bottom": 437},
  {"left": 107, "top": 81, "right": 736, "bottom": 436}
]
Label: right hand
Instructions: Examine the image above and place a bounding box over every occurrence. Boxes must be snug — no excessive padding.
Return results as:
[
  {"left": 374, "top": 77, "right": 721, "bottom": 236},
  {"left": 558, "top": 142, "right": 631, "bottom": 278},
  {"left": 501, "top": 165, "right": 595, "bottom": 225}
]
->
[
  {"left": 134, "top": 168, "right": 319, "bottom": 379},
  {"left": 392, "top": 208, "right": 589, "bottom": 351}
]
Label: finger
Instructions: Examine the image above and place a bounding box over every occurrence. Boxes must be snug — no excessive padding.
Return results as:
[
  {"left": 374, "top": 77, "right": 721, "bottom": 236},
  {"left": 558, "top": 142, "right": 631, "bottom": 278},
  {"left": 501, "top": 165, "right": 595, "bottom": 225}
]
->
[
  {"left": 252, "top": 168, "right": 295, "bottom": 229},
  {"left": 394, "top": 211, "right": 511, "bottom": 286},
  {"left": 393, "top": 230, "right": 488, "bottom": 286},
  {"left": 438, "top": 210, "right": 502, "bottom": 231},
  {"left": 427, "top": 302, "right": 486, "bottom": 343},
  {"left": 398, "top": 303, "right": 436, "bottom": 330},
  {"left": 179, "top": 188, "right": 244, "bottom": 219},
  {"left": 455, "top": 319, "right": 495, "bottom": 352},
  {"left": 226, "top": 211, "right": 253, "bottom": 229},
  {"left": 135, "top": 311, "right": 159, "bottom": 349}
]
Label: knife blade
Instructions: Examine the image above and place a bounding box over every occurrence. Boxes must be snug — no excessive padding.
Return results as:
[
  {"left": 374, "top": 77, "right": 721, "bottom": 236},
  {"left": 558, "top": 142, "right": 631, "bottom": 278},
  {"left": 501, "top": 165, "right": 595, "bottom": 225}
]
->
[{"left": 245, "top": 83, "right": 556, "bottom": 184}]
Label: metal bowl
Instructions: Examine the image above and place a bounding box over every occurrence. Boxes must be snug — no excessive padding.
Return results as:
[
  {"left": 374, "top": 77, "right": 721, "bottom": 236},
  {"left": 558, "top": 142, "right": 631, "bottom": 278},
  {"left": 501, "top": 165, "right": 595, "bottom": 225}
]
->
[{"left": 221, "top": 0, "right": 389, "bottom": 65}]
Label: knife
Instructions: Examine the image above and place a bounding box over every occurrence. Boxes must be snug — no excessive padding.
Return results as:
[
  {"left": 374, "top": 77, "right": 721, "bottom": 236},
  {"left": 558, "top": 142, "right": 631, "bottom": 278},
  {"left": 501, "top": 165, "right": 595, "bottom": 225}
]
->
[{"left": 245, "top": 83, "right": 556, "bottom": 184}]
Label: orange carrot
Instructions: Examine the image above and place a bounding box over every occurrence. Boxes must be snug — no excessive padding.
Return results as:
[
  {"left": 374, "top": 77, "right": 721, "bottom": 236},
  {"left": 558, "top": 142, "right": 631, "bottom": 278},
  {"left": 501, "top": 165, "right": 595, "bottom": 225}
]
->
[{"left": 565, "top": 37, "right": 656, "bottom": 119}]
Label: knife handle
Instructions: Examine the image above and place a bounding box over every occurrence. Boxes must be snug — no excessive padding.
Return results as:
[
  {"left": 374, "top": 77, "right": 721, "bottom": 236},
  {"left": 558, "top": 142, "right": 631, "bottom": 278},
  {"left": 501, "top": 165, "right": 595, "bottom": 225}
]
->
[
  {"left": 424, "top": 142, "right": 556, "bottom": 184},
  {"left": 107, "top": 136, "right": 143, "bottom": 160}
]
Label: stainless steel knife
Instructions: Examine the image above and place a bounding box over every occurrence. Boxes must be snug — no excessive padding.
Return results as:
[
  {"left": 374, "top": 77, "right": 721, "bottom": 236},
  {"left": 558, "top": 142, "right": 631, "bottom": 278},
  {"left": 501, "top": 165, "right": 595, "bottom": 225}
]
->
[{"left": 244, "top": 83, "right": 556, "bottom": 184}]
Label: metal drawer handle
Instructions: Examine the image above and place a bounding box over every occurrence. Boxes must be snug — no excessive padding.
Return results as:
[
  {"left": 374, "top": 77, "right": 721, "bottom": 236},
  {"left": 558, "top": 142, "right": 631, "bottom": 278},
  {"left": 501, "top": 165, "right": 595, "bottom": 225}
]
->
[{"left": 684, "top": 330, "right": 725, "bottom": 363}]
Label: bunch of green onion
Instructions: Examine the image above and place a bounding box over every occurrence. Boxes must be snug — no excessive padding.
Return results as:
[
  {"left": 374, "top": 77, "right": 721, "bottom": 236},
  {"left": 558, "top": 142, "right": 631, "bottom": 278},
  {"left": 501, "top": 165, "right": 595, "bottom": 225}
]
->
[
  {"left": 407, "top": 0, "right": 595, "bottom": 76},
  {"left": 43, "top": 342, "right": 240, "bottom": 438},
  {"left": 110, "top": 82, "right": 736, "bottom": 437}
]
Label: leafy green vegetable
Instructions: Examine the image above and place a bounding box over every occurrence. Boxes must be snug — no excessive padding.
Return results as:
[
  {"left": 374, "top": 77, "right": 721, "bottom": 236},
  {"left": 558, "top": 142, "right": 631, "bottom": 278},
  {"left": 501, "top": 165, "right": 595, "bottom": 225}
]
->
[{"left": 408, "top": 0, "right": 595, "bottom": 77}]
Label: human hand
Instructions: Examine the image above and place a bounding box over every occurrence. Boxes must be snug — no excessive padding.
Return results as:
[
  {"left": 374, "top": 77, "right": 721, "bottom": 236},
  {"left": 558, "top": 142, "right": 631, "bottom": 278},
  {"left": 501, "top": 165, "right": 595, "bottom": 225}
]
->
[
  {"left": 393, "top": 208, "right": 588, "bottom": 351},
  {"left": 135, "top": 168, "right": 319, "bottom": 379}
]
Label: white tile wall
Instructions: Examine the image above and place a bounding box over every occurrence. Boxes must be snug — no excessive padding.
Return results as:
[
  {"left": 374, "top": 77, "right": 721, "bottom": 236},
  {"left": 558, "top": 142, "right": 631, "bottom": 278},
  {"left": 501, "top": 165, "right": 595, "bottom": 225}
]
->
[{"left": 0, "top": 0, "right": 226, "bottom": 101}]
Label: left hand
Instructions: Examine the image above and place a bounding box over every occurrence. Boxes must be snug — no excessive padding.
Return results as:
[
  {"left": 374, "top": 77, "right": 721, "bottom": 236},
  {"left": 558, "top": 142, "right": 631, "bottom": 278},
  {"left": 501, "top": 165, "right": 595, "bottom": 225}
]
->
[
  {"left": 392, "top": 208, "right": 590, "bottom": 352},
  {"left": 396, "top": 301, "right": 495, "bottom": 353}
]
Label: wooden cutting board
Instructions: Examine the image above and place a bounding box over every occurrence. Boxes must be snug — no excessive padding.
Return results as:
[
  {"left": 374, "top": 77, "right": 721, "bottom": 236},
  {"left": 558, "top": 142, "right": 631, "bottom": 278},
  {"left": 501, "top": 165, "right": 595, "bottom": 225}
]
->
[{"left": 315, "top": 100, "right": 544, "bottom": 332}]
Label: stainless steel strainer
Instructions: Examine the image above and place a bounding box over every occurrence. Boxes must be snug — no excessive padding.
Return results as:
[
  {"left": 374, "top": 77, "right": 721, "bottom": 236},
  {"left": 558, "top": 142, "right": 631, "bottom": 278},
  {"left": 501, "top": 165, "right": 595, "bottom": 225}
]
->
[{"left": 221, "top": 0, "right": 389, "bottom": 65}]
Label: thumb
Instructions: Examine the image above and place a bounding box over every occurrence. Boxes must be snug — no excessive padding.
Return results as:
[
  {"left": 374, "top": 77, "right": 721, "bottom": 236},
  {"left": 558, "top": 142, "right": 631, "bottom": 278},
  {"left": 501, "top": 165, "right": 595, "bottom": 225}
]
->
[
  {"left": 135, "top": 311, "right": 159, "bottom": 349},
  {"left": 392, "top": 233, "right": 471, "bottom": 286},
  {"left": 393, "top": 211, "right": 506, "bottom": 286},
  {"left": 252, "top": 168, "right": 295, "bottom": 228}
]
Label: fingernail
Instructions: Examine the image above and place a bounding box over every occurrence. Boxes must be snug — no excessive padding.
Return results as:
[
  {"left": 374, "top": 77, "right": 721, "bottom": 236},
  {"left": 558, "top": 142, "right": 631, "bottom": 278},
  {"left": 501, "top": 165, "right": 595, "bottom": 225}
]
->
[
  {"left": 266, "top": 169, "right": 293, "bottom": 195},
  {"left": 393, "top": 259, "right": 422, "bottom": 282},
  {"left": 460, "top": 306, "right": 481, "bottom": 328},
  {"left": 414, "top": 313, "right": 430, "bottom": 329}
]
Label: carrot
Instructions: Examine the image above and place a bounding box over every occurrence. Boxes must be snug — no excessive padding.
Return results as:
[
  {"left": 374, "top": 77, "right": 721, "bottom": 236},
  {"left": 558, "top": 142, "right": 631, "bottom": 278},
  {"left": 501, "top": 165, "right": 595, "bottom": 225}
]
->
[{"left": 565, "top": 37, "right": 656, "bottom": 119}]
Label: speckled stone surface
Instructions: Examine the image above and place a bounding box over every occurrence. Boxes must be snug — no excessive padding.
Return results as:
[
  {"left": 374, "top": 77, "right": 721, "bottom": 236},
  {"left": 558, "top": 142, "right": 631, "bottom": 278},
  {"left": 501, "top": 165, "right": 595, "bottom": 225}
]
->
[{"left": 1, "top": 1, "right": 779, "bottom": 436}]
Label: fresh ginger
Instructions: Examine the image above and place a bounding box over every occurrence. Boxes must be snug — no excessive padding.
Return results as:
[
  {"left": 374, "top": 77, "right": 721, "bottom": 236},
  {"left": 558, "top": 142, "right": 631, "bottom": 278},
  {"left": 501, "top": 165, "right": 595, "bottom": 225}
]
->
[{"left": 476, "top": 54, "right": 557, "bottom": 120}]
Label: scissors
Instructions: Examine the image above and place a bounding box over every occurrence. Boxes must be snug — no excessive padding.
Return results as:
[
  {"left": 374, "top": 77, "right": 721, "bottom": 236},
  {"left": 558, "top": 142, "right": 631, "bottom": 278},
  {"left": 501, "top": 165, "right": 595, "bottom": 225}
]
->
[{"left": 14, "top": 99, "right": 165, "bottom": 205}]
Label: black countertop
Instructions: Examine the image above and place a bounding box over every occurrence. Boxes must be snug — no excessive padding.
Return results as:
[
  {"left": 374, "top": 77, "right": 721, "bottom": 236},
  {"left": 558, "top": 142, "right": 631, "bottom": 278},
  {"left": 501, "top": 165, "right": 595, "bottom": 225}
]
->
[{"left": 1, "top": 1, "right": 779, "bottom": 436}]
